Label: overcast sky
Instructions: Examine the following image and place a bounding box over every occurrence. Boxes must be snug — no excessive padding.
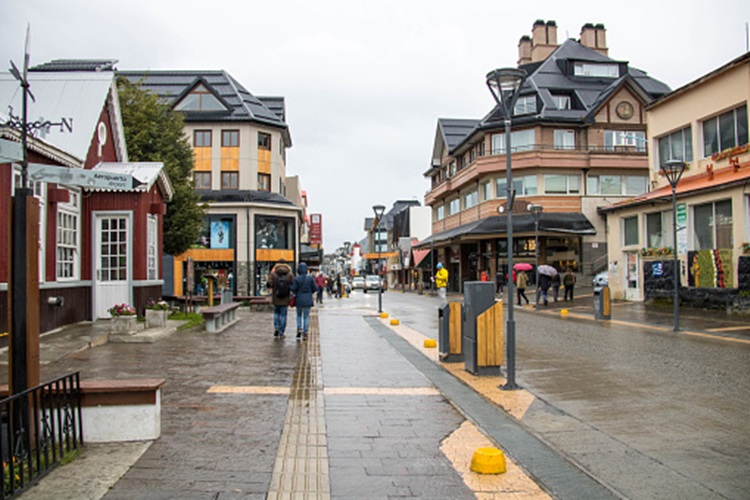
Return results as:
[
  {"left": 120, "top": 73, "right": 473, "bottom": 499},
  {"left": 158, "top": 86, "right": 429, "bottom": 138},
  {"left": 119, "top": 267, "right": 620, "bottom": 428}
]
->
[{"left": 2, "top": 1, "right": 749, "bottom": 251}]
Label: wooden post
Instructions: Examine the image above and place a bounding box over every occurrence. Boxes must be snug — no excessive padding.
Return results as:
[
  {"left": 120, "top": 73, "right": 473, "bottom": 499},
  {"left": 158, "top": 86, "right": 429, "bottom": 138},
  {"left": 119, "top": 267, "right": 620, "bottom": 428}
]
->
[{"left": 8, "top": 190, "right": 40, "bottom": 395}]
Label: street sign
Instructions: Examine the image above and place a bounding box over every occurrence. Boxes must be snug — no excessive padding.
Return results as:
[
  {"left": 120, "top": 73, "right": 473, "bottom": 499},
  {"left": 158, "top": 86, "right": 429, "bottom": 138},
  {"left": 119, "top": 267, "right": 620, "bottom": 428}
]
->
[
  {"left": 0, "top": 138, "right": 23, "bottom": 163},
  {"left": 27, "top": 163, "right": 144, "bottom": 190}
]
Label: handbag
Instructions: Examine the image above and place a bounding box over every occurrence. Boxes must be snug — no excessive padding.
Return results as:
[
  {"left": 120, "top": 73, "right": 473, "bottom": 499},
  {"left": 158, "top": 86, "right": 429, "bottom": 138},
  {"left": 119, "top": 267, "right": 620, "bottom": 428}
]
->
[{"left": 289, "top": 295, "right": 296, "bottom": 307}]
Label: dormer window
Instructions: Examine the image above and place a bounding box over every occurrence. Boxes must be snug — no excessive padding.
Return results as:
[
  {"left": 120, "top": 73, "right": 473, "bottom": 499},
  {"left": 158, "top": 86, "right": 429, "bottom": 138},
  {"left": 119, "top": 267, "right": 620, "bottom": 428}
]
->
[
  {"left": 552, "top": 95, "right": 571, "bottom": 110},
  {"left": 175, "top": 83, "right": 227, "bottom": 112},
  {"left": 514, "top": 95, "right": 537, "bottom": 115},
  {"left": 573, "top": 62, "right": 619, "bottom": 78}
]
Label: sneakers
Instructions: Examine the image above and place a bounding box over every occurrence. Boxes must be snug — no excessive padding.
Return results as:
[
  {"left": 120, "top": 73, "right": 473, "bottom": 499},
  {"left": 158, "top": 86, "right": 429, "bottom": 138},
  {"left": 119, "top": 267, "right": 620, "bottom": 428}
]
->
[
  {"left": 296, "top": 329, "right": 302, "bottom": 339},
  {"left": 274, "top": 329, "right": 280, "bottom": 338}
]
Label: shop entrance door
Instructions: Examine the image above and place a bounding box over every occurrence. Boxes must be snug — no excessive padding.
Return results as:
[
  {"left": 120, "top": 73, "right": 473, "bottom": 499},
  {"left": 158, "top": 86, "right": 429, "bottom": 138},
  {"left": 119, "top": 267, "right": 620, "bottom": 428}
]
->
[{"left": 93, "top": 213, "right": 132, "bottom": 318}]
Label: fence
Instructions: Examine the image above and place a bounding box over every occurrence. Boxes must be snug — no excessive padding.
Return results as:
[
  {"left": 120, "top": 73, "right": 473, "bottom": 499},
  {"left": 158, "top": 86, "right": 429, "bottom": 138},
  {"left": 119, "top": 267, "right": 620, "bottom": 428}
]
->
[{"left": 1, "top": 372, "right": 83, "bottom": 498}]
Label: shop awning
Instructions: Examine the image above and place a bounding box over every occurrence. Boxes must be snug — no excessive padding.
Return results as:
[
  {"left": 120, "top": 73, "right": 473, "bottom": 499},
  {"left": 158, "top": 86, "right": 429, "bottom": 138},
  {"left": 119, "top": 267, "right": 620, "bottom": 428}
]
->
[
  {"left": 412, "top": 248, "right": 431, "bottom": 267},
  {"left": 415, "top": 212, "right": 596, "bottom": 248}
]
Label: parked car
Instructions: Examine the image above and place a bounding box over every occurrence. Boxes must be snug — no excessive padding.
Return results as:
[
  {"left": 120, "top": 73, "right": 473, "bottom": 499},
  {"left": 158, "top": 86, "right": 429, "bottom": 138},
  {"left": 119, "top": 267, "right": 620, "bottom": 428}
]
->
[
  {"left": 364, "top": 275, "right": 382, "bottom": 292},
  {"left": 592, "top": 271, "right": 609, "bottom": 287},
  {"left": 351, "top": 276, "right": 365, "bottom": 290}
]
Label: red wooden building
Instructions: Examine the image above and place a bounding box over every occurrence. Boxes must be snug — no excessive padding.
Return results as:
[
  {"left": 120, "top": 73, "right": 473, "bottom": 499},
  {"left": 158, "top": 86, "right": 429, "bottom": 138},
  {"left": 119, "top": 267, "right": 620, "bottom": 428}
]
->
[{"left": 1, "top": 63, "right": 172, "bottom": 334}]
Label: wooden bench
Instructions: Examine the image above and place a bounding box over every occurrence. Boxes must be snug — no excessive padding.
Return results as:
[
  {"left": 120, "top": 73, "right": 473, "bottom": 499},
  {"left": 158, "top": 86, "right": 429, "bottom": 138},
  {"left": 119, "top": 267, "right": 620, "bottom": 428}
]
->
[
  {"left": 201, "top": 302, "right": 242, "bottom": 333},
  {"left": 234, "top": 295, "right": 272, "bottom": 311}
]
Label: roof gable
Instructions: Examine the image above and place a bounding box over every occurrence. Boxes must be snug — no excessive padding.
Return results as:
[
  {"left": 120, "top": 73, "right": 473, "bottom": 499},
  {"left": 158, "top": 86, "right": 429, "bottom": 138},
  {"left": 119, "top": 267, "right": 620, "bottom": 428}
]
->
[
  {"left": 173, "top": 79, "right": 232, "bottom": 113},
  {"left": 0, "top": 70, "right": 126, "bottom": 163}
]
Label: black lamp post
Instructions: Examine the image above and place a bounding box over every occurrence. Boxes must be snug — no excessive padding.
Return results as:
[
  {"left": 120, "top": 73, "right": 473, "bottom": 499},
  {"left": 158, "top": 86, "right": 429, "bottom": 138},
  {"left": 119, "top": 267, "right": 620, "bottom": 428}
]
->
[
  {"left": 344, "top": 241, "right": 351, "bottom": 277},
  {"left": 660, "top": 159, "right": 686, "bottom": 332},
  {"left": 373, "top": 205, "right": 386, "bottom": 313},
  {"left": 529, "top": 204, "right": 543, "bottom": 294},
  {"left": 487, "top": 67, "right": 527, "bottom": 391}
]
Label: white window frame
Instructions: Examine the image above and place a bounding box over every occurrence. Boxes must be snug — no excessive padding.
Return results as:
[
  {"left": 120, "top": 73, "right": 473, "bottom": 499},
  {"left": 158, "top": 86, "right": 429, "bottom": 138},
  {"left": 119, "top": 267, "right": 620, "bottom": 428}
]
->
[
  {"left": 147, "top": 215, "right": 158, "bottom": 281},
  {"left": 448, "top": 198, "right": 460, "bottom": 216},
  {"left": 491, "top": 129, "right": 535, "bottom": 154},
  {"left": 574, "top": 62, "right": 619, "bottom": 78},
  {"left": 464, "top": 189, "right": 478, "bottom": 210},
  {"left": 435, "top": 205, "right": 445, "bottom": 221},
  {"left": 587, "top": 175, "right": 648, "bottom": 196},
  {"left": 552, "top": 95, "right": 571, "bottom": 110},
  {"left": 645, "top": 210, "right": 674, "bottom": 249},
  {"left": 554, "top": 129, "right": 576, "bottom": 150},
  {"left": 513, "top": 95, "right": 537, "bottom": 115},
  {"left": 544, "top": 174, "right": 580, "bottom": 194},
  {"left": 622, "top": 216, "right": 639, "bottom": 247},
  {"left": 604, "top": 130, "right": 646, "bottom": 152},
  {"left": 56, "top": 188, "right": 81, "bottom": 280},
  {"left": 657, "top": 126, "right": 693, "bottom": 168},
  {"left": 496, "top": 175, "right": 537, "bottom": 199}
]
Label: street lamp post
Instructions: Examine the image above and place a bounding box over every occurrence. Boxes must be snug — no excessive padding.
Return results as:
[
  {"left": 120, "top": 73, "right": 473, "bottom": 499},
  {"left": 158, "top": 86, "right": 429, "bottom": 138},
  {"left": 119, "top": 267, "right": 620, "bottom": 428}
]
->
[
  {"left": 373, "top": 205, "right": 386, "bottom": 313},
  {"left": 529, "top": 204, "right": 543, "bottom": 295},
  {"left": 487, "top": 67, "right": 527, "bottom": 391},
  {"left": 660, "top": 160, "right": 686, "bottom": 332}
]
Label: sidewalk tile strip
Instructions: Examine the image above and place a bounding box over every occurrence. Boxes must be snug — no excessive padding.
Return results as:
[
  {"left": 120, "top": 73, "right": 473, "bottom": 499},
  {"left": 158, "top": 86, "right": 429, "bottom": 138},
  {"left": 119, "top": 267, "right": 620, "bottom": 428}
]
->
[{"left": 268, "top": 311, "right": 331, "bottom": 499}]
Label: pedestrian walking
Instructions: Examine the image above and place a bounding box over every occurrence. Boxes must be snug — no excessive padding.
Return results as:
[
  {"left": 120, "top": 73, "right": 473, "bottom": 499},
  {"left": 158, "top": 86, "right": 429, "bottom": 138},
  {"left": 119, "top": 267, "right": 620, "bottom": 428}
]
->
[
  {"left": 334, "top": 274, "right": 341, "bottom": 299},
  {"left": 314, "top": 271, "right": 326, "bottom": 304},
  {"left": 267, "top": 259, "right": 292, "bottom": 338},
  {"left": 536, "top": 273, "right": 552, "bottom": 306},
  {"left": 563, "top": 268, "right": 576, "bottom": 301},
  {"left": 516, "top": 270, "right": 530, "bottom": 306},
  {"left": 434, "top": 262, "right": 449, "bottom": 304},
  {"left": 496, "top": 270, "right": 506, "bottom": 295},
  {"left": 551, "top": 272, "right": 561, "bottom": 302},
  {"left": 290, "top": 262, "right": 318, "bottom": 340}
]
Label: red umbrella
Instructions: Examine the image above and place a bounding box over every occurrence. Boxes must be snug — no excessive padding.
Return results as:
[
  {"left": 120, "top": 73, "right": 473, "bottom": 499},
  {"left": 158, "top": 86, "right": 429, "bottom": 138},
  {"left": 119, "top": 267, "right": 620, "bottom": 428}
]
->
[{"left": 513, "top": 262, "right": 533, "bottom": 271}]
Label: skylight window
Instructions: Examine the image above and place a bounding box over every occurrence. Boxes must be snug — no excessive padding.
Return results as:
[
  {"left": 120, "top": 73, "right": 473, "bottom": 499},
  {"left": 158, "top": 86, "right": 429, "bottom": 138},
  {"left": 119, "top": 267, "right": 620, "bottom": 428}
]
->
[
  {"left": 573, "top": 62, "right": 619, "bottom": 78},
  {"left": 175, "top": 83, "right": 227, "bottom": 112}
]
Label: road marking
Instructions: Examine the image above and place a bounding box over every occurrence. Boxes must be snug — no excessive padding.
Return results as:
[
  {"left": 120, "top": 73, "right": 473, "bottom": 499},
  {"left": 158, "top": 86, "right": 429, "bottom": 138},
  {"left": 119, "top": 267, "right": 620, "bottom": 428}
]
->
[
  {"left": 324, "top": 387, "right": 439, "bottom": 396},
  {"left": 207, "top": 385, "right": 290, "bottom": 394}
]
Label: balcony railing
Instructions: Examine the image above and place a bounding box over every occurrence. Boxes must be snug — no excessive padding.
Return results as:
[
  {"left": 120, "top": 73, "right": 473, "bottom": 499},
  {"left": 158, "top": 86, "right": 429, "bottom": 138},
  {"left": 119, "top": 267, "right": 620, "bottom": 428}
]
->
[
  {"left": 1, "top": 373, "right": 83, "bottom": 498},
  {"left": 431, "top": 143, "right": 648, "bottom": 189}
]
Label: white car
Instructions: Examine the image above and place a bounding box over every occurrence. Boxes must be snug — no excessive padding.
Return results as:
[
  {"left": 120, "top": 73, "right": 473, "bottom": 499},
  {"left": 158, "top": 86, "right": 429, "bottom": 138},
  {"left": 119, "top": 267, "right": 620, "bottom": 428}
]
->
[
  {"left": 592, "top": 272, "right": 609, "bottom": 287},
  {"left": 364, "top": 275, "right": 382, "bottom": 292},
  {"left": 351, "top": 276, "right": 365, "bottom": 290}
]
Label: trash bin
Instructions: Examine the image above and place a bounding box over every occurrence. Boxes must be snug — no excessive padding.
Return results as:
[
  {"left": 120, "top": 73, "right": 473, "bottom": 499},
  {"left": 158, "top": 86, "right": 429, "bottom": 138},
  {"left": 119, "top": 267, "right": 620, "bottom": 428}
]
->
[
  {"left": 462, "top": 281, "right": 498, "bottom": 375},
  {"left": 593, "top": 285, "right": 611, "bottom": 320}
]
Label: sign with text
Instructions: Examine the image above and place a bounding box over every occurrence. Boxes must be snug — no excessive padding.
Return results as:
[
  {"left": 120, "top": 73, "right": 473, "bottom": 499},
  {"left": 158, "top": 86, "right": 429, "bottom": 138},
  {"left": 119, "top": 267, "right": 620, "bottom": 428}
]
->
[
  {"left": 309, "top": 213, "right": 322, "bottom": 246},
  {"left": 27, "top": 163, "right": 143, "bottom": 190}
]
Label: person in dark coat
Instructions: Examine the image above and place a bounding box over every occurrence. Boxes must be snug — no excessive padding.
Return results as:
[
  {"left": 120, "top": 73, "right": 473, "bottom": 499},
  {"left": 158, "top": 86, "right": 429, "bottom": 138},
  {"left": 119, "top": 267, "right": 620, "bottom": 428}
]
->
[
  {"left": 536, "top": 272, "right": 552, "bottom": 306},
  {"left": 267, "top": 259, "right": 293, "bottom": 338},
  {"left": 495, "top": 271, "right": 506, "bottom": 295},
  {"left": 563, "top": 268, "right": 577, "bottom": 301},
  {"left": 551, "top": 272, "right": 561, "bottom": 302},
  {"left": 290, "top": 262, "right": 318, "bottom": 340}
]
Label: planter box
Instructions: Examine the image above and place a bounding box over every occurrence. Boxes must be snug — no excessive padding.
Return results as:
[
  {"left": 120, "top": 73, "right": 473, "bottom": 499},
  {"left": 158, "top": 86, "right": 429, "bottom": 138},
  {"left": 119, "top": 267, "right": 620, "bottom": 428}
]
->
[
  {"left": 111, "top": 315, "right": 137, "bottom": 335},
  {"left": 145, "top": 309, "right": 169, "bottom": 328}
]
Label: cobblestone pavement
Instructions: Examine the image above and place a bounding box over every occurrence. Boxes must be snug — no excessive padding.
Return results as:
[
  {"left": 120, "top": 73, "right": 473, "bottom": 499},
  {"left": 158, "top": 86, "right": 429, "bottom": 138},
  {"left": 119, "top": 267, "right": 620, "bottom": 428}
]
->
[{"left": 13, "top": 287, "right": 750, "bottom": 499}]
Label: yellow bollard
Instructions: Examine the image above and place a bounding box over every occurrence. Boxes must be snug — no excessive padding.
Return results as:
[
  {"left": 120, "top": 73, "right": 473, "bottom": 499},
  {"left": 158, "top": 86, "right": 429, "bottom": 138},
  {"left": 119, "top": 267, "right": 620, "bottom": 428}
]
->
[
  {"left": 470, "top": 447, "right": 507, "bottom": 474},
  {"left": 423, "top": 339, "right": 437, "bottom": 348},
  {"left": 380, "top": 312, "right": 389, "bottom": 319},
  {"left": 561, "top": 309, "right": 569, "bottom": 316},
  {"left": 390, "top": 318, "right": 400, "bottom": 326}
]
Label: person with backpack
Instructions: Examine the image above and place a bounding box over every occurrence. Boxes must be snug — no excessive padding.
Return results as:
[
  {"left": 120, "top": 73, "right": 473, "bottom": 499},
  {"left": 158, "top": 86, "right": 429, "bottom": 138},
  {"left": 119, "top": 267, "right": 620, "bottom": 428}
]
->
[
  {"left": 290, "top": 262, "right": 318, "bottom": 340},
  {"left": 563, "top": 268, "right": 577, "bottom": 301},
  {"left": 267, "top": 259, "right": 293, "bottom": 338}
]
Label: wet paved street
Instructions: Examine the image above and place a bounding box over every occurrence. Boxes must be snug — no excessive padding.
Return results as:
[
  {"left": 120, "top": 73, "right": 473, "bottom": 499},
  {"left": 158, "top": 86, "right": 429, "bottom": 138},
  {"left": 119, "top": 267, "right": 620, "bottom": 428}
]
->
[{"left": 8, "top": 287, "right": 750, "bottom": 499}]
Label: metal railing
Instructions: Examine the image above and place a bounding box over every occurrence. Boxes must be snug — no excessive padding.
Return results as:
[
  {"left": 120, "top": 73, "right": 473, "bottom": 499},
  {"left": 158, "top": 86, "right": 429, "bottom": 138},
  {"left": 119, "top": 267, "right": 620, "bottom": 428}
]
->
[{"left": 1, "top": 373, "right": 83, "bottom": 498}]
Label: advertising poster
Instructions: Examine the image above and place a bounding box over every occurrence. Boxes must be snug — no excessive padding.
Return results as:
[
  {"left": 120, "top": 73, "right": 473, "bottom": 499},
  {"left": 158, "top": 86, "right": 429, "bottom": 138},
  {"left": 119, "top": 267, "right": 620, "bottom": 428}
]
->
[{"left": 211, "top": 220, "right": 230, "bottom": 249}]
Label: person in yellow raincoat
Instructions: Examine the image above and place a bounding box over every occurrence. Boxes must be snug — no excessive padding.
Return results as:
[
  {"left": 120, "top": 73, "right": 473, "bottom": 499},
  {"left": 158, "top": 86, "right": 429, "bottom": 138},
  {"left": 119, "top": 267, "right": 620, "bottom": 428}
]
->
[{"left": 434, "top": 262, "right": 449, "bottom": 304}]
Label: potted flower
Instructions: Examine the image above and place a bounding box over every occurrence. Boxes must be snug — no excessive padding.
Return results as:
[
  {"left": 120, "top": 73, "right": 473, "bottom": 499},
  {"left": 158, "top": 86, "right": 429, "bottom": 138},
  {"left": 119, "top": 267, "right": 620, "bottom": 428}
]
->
[
  {"left": 109, "top": 303, "right": 137, "bottom": 335},
  {"left": 741, "top": 242, "right": 750, "bottom": 254},
  {"left": 144, "top": 298, "right": 171, "bottom": 328}
]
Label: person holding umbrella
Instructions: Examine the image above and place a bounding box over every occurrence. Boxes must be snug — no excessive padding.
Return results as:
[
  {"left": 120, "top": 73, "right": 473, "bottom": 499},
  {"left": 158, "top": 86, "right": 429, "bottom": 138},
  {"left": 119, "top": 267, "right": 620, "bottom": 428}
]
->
[{"left": 536, "top": 265, "right": 557, "bottom": 307}]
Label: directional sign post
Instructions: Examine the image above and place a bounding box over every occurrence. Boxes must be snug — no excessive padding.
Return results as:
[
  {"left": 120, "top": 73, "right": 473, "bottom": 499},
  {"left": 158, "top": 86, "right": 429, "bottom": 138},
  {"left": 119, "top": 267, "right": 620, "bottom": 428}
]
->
[
  {"left": 0, "top": 138, "right": 24, "bottom": 163},
  {"left": 27, "top": 163, "right": 144, "bottom": 190}
]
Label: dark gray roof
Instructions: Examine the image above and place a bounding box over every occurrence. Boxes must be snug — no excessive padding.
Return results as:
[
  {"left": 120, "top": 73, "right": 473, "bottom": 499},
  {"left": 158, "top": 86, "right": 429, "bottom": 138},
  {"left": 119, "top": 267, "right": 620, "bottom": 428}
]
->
[
  {"left": 447, "top": 39, "right": 671, "bottom": 154},
  {"left": 438, "top": 119, "right": 480, "bottom": 150},
  {"left": 258, "top": 96, "right": 286, "bottom": 122},
  {"left": 118, "top": 70, "right": 291, "bottom": 145},
  {"left": 416, "top": 212, "right": 596, "bottom": 247},
  {"left": 30, "top": 59, "right": 118, "bottom": 72},
  {"left": 196, "top": 189, "right": 296, "bottom": 206}
]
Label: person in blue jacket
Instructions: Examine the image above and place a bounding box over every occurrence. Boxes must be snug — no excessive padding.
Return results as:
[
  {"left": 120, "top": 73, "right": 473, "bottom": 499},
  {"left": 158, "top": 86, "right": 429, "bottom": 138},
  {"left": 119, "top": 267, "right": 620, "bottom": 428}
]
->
[{"left": 290, "top": 262, "right": 318, "bottom": 340}]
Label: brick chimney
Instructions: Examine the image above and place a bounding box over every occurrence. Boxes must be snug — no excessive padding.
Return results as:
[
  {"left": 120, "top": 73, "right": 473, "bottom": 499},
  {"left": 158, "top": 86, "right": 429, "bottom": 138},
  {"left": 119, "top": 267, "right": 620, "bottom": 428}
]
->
[
  {"left": 580, "top": 23, "right": 608, "bottom": 56},
  {"left": 530, "top": 20, "right": 558, "bottom": 62},
  {"left": 517, "top": 35, "right": 532, "bottom": 65}
]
